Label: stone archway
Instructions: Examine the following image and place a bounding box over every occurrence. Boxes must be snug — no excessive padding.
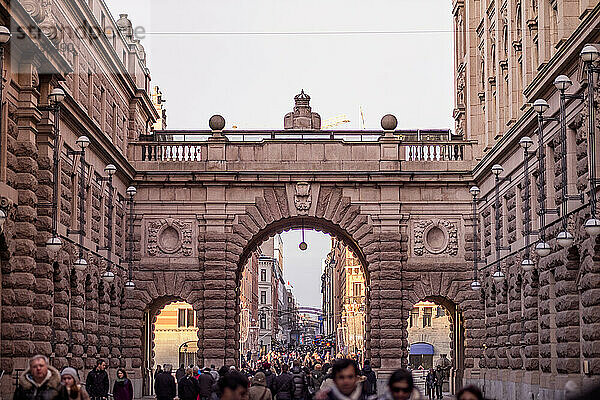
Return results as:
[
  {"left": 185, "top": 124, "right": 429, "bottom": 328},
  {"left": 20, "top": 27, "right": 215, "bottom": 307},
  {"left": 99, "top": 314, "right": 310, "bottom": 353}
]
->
[
  {"left": 195, "top": 184, "right": 404, "bottom": 371},
  {"left": 234, "top": 215, "right": 371, "bottom": 362}
]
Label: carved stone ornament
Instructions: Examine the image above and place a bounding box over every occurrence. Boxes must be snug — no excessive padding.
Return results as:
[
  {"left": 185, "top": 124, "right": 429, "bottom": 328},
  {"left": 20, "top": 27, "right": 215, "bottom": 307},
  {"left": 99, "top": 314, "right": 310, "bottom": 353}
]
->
[
  {"left": 147, "top": 218, "right": 193, "bottom": 257},
  {"left": 294, "top": 182, "right": 311, "bottom": 215},
  {"left": 413, "top": 219, "right": 459, "bottom": 257}
]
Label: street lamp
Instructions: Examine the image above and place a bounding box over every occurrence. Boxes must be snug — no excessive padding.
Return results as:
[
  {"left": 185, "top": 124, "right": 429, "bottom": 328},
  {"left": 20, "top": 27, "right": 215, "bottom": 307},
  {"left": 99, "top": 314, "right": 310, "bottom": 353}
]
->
[
  {"left": 41, "top": 87, "right": 66, "bottom": 256},
  {"left": 580, "top": 45, "right": 600, "bottom": 237},
  {"left": 492, "top": 164, "right": 506, "bottom": 282},
  {"left": 520, "top": 136, "right": 535, "bottom": 271},
  {"left": 98, "top": 164, "right": 116, "bottom": 284},
  {"left": 125, "top": 186, "right": 137, "bottom": 290},
  {"left": 469, "top": 185, "right": 481, "bottom": 290},
  {"left": 68, "top": 135, "right": 91, "bottom": 271},
  {"left": 0, "top": 26, "right": 10, "bottom": 177},
  {"left": 533, "top": 98, "right": 557, "bottom": 257}
]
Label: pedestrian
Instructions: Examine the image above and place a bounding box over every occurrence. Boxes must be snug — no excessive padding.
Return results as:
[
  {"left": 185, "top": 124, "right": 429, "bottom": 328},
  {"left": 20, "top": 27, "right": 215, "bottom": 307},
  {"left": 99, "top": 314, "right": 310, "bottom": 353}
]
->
[
  {"left": 309, "top": 364, "right": 325, "bottom": 396},
  {"left": 249, "top": 372, "right": 272, "bottom": 400},
  {"left": 377, "top": 369, "right": 422, "bottom": 400},
  {"left": 315, "top": 358, "right": 371, "bottom": 400},
  {"left": 218, "top": 372, "right": 249, "bottom": 400},
  {"left": 272, "top": 364, "right": 293, "bottom": 400},
  {"left": 155, "top": 364, "right": 176, "bottom": 400},
  {"left": 61, "top": 367, "right": 90, "bottom": 400},
  {"left": 210, "top": 366, "right": 220, "bottom": 381},
  {"left": 14, "top": 355, "right": 68, "bottom": 400},
  {"left": 455, "top": 385, "right": 483, "bottom": 400},
  {"left": 362, "top": 360, "right": 377, "bottom": 396},
  {"left": 113, "top": 368, "right": 134, "bottom": 400},
  {"left": 86, "top": 359, "right": 110, "bottom": 400},
  {"left": 433, "top": 367, "right": 443, "bottom": 400},
  {"left": 425, "top": 369, "right": 435, "bottom": 400},
  {"left": 177, "top": 364, "right": 187, "bottom": 383},
  {"left": 259, "top": 363, "right": 275, "bottom": 393},
  {"left": 290, "top": 361, "right": 307, "bottom": 400},
  {"left": 179, "top": 368, "right": 200, "bottom": 400},
  {"left": 198, "top": 367, "right": 216, "bottom": 400}
]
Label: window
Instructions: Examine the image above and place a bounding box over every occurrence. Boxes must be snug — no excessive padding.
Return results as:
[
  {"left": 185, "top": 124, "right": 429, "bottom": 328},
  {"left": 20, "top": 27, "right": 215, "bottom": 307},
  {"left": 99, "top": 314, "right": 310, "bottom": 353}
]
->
[
  {"left": 410, "top": 308, "right": 419, "bottom": 328},
  {"left": 260, "top": 315, "right": 266, "bottom": 329},
  {"left": 177, "top": 309, "right": 186, "bottom": 328},
  {"left": 187, "top": 309, "right": 195, "bottom": 327},
  {"left": 423, "top": 307, "right": 432, "bottom": 327},
  {"left": 353, "top": 282, "right": 362, "bottom": 297},
  {"left": 261, "top": 269, "right": 267, "bottom": 281},
  {"left": 261, "top": 291, "right": 267, "bottom": 304}
]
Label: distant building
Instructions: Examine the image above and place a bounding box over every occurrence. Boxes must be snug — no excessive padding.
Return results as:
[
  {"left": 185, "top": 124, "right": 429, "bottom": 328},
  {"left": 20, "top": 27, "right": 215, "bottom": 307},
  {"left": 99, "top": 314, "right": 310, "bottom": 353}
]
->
[
  {"left": 407, "top": 301, "right": 451, "bottom": 370},
  {"left": 153, "top": 302, "right": 198, "bottom": 369},
  {"left": 151, "top": 86, "right": 167, "bottom": 130}
]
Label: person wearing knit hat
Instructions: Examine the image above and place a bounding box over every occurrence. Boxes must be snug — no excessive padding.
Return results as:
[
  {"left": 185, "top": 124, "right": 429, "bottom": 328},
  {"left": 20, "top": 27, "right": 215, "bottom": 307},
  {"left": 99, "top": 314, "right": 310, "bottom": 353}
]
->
[{"left": 61, "top": 367, "right": 90, "bottom": 400}]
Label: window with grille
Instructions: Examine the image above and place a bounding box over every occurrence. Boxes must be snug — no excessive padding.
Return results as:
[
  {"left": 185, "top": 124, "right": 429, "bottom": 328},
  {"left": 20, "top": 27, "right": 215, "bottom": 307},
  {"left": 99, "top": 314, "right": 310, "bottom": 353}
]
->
[{"left": 423, "top": 307, "right": 432, "bottom": 327}]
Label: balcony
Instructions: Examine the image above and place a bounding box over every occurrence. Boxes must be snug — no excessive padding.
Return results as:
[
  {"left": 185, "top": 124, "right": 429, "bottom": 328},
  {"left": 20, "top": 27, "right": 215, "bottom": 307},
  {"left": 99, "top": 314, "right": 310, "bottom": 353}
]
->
[{"left": 132, "top": 130, "right": 475, "bottom": 174}]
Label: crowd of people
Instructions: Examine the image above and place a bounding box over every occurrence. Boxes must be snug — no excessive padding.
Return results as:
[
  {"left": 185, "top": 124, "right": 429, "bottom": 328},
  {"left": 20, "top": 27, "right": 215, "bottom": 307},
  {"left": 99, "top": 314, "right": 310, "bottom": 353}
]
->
[{"left": 12, "top": 353, "right": 600, "bottom": 400}]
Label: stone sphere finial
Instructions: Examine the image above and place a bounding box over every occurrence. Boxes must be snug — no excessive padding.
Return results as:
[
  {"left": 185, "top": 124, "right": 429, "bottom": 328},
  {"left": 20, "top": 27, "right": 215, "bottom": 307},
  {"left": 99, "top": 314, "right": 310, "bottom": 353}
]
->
[
  {"left": 209, "top": 115, "right": 226, "bottom": 131},
  {"left": 381, "top": 114, "right": 398, "bottom": 131}
]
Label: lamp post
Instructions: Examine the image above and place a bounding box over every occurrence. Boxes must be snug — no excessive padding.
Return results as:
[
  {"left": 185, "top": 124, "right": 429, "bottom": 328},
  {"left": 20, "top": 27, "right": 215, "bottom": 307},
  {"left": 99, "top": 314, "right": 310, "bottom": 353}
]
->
[
  {"left": 41, "top": 88, "right": 66, "bottom": 257},
  {"left": 553, "top": 75, "right": 584, "bottom": 248},
  {"left": 0, "top": 26, "right": 10, "bottom": 169},
  {"left": 492, "top": 164, "right": 506, "bottom": 282},
  {"left": 125, "top": 185, "right": 137, "bottom": 290},
  {"left": 69, "top": 136, "right": 90, "bottom": 271},
  {"left": 532, "top": 99, "right": 555, "bottom": 257},
  {"left": 580, "top": 45, "right": 600, "bottom": 236},
  {"left": 469, "top": 186, "right": 481, "bottom": 290},
  {"left": 98, "top": 164, "right": 116, "bottom": 283},
  {"left": 520, "top": 136, "right": 535, "bottom": 271}
]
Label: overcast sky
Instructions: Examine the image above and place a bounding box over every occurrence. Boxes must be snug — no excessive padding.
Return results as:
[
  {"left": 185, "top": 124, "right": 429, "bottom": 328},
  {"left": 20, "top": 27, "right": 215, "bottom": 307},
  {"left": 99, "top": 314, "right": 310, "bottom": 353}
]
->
[{"left": 103, "top": 1, "right": 454, "bottom": 307}]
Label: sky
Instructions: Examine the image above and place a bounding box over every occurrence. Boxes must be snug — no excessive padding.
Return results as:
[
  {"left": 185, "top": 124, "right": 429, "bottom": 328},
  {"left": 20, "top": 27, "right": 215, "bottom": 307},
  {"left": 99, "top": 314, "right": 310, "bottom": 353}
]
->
[
  {"left": 102, "top": 1, "right": 455, "bottom": 306},
  {"left": 104, "top": 0, "right": 455, "bottom": 130}
]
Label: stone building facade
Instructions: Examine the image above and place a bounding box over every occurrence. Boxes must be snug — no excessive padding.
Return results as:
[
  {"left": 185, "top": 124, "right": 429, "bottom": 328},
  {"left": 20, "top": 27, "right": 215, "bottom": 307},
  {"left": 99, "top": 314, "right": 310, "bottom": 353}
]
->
[{"left": 0, "top": 1, "right": 598, "bottom": 400}]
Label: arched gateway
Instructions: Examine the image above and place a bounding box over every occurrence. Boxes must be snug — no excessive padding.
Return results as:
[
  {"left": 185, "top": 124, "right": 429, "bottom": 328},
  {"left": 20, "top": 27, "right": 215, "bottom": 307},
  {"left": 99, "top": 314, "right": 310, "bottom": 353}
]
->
[{"left": 120, "top": 122, "right": 476, "bottom": 394}]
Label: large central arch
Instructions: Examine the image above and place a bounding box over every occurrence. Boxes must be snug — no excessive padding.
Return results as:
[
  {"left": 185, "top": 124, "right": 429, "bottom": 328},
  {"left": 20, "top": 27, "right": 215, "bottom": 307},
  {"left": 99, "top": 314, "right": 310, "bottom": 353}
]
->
[{"left": 234, "top": 215, "right": 372, "bottom": 362}]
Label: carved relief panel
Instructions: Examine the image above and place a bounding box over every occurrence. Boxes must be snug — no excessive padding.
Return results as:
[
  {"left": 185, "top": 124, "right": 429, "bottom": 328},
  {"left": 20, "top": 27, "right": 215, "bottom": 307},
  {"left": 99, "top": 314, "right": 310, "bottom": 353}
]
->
[
  {"left": 146, "top": 218, "right": 194, "bottom": 257},
  {"left": 412, "top": 219, "right": 459, "bottom": 257}
]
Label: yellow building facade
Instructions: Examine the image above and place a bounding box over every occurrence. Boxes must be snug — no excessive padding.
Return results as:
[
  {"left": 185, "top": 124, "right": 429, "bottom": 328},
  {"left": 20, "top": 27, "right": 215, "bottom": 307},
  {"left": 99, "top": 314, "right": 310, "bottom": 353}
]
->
[
  {"left": 154, "top": 302, "right": 198, "bottom": 369},
  {"left": 338, "top": 247, "right": 366, "bottom": 356}
]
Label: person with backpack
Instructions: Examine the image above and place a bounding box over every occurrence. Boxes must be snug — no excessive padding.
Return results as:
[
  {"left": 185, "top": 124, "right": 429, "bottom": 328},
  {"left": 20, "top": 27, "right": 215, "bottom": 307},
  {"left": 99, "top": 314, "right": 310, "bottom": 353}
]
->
[
  {"left": 290, "top": 361, "right": 307, "bottom": 400},
  {"left": 249, "top": 372, "right": 272, "bottom": 400}
]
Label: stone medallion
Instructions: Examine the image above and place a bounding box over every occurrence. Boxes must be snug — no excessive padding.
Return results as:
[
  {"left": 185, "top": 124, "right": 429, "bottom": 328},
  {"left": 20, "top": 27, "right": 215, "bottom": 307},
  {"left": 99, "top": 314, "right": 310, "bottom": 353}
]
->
[
  {"left": 147, "top": 218, "right": 193, "bottom": 257},
  {"left": 413, "top": 219, "right": 459, "bottom": 257}
]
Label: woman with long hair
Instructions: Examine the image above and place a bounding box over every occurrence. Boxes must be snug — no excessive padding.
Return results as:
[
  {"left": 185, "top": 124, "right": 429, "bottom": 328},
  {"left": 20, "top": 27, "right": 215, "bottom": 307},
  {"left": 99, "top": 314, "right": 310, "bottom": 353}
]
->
[{"left": 113, "top": 368, "right": 134, "bottom": 400}]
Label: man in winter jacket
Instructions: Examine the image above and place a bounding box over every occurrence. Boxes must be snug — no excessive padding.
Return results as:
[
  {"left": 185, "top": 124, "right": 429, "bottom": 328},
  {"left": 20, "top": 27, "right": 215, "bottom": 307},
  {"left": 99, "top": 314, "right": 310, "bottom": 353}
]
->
[
  {"left": 155, "top": 365, "right": 176, "bottom": 400},
  {"left": 290, "top": 361, "right": 307, "bottom": 400},
  {"left": 86, "top": 359, "right": 109, "bottom": 400},
  {"left": 248, "top": 372, "right": 272, "bottom": 400},
  {"left": 272, "top": 365, "right": 293, "bottom": 400},
  {"left": 198, "top": 367, "right": 215, "bottom": 400},
  {"left": 178, "top": 368, "right": 200, "bottom": 400},
  {"left": 258, "top": 363, "right": 275, "bottom": 394},
  {"left": 14, "top": 355, "right": 68, "bottom": 400},
  {"left": 309, "top": 365, "right": 325, "bottom": 396},
  {"left": 361, "top": 361, "right": 377, "bottom": 396}
]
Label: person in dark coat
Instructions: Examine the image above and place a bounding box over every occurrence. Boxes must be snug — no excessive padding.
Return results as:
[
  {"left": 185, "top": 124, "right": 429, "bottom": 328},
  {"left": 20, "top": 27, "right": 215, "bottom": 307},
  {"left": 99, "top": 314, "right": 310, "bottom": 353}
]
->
[
  {"left": 290, "top": 361, "right": 307, "bottom": 400},
  {"left": 249, "top": 372, "right": 272, "bottom": 400},
  {"left": 272, "top": 365, "right": 293, "bottom": 400},
  {"left": 198, "top": 367, "right": 215, "bottom": 400},
  {"left": 258, "top": 363, "right": 275, "bottom": 394},
  {"left": 14, "top": 355, "right": 68, "bottom": 400},
  {"left": 176, "top": 364, "right": 187, "bottom": 383},
  {"left": 155, "top": 365, "right": 176, "bottom": 400},
  {"left": 362, "top": 361, "right": 377, "bottom": 396},
  {"left": 86, "top": 359, "right": 109, "bottom": 400},
  {"left": 425, "top": 369, "right": 435, "bottom": 400},
  {"left": 178, "top": 368, "right": 200, "bottom": 400},
  {"left": 112, "top": 368, "right": 134, "bottom": 400}
]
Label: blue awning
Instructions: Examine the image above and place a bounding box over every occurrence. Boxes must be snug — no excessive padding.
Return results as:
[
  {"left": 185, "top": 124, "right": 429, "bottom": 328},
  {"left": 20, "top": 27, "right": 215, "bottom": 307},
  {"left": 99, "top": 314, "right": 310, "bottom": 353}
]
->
[{"left": 410, "top": 343, "right": 434, "bottom": 355}]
